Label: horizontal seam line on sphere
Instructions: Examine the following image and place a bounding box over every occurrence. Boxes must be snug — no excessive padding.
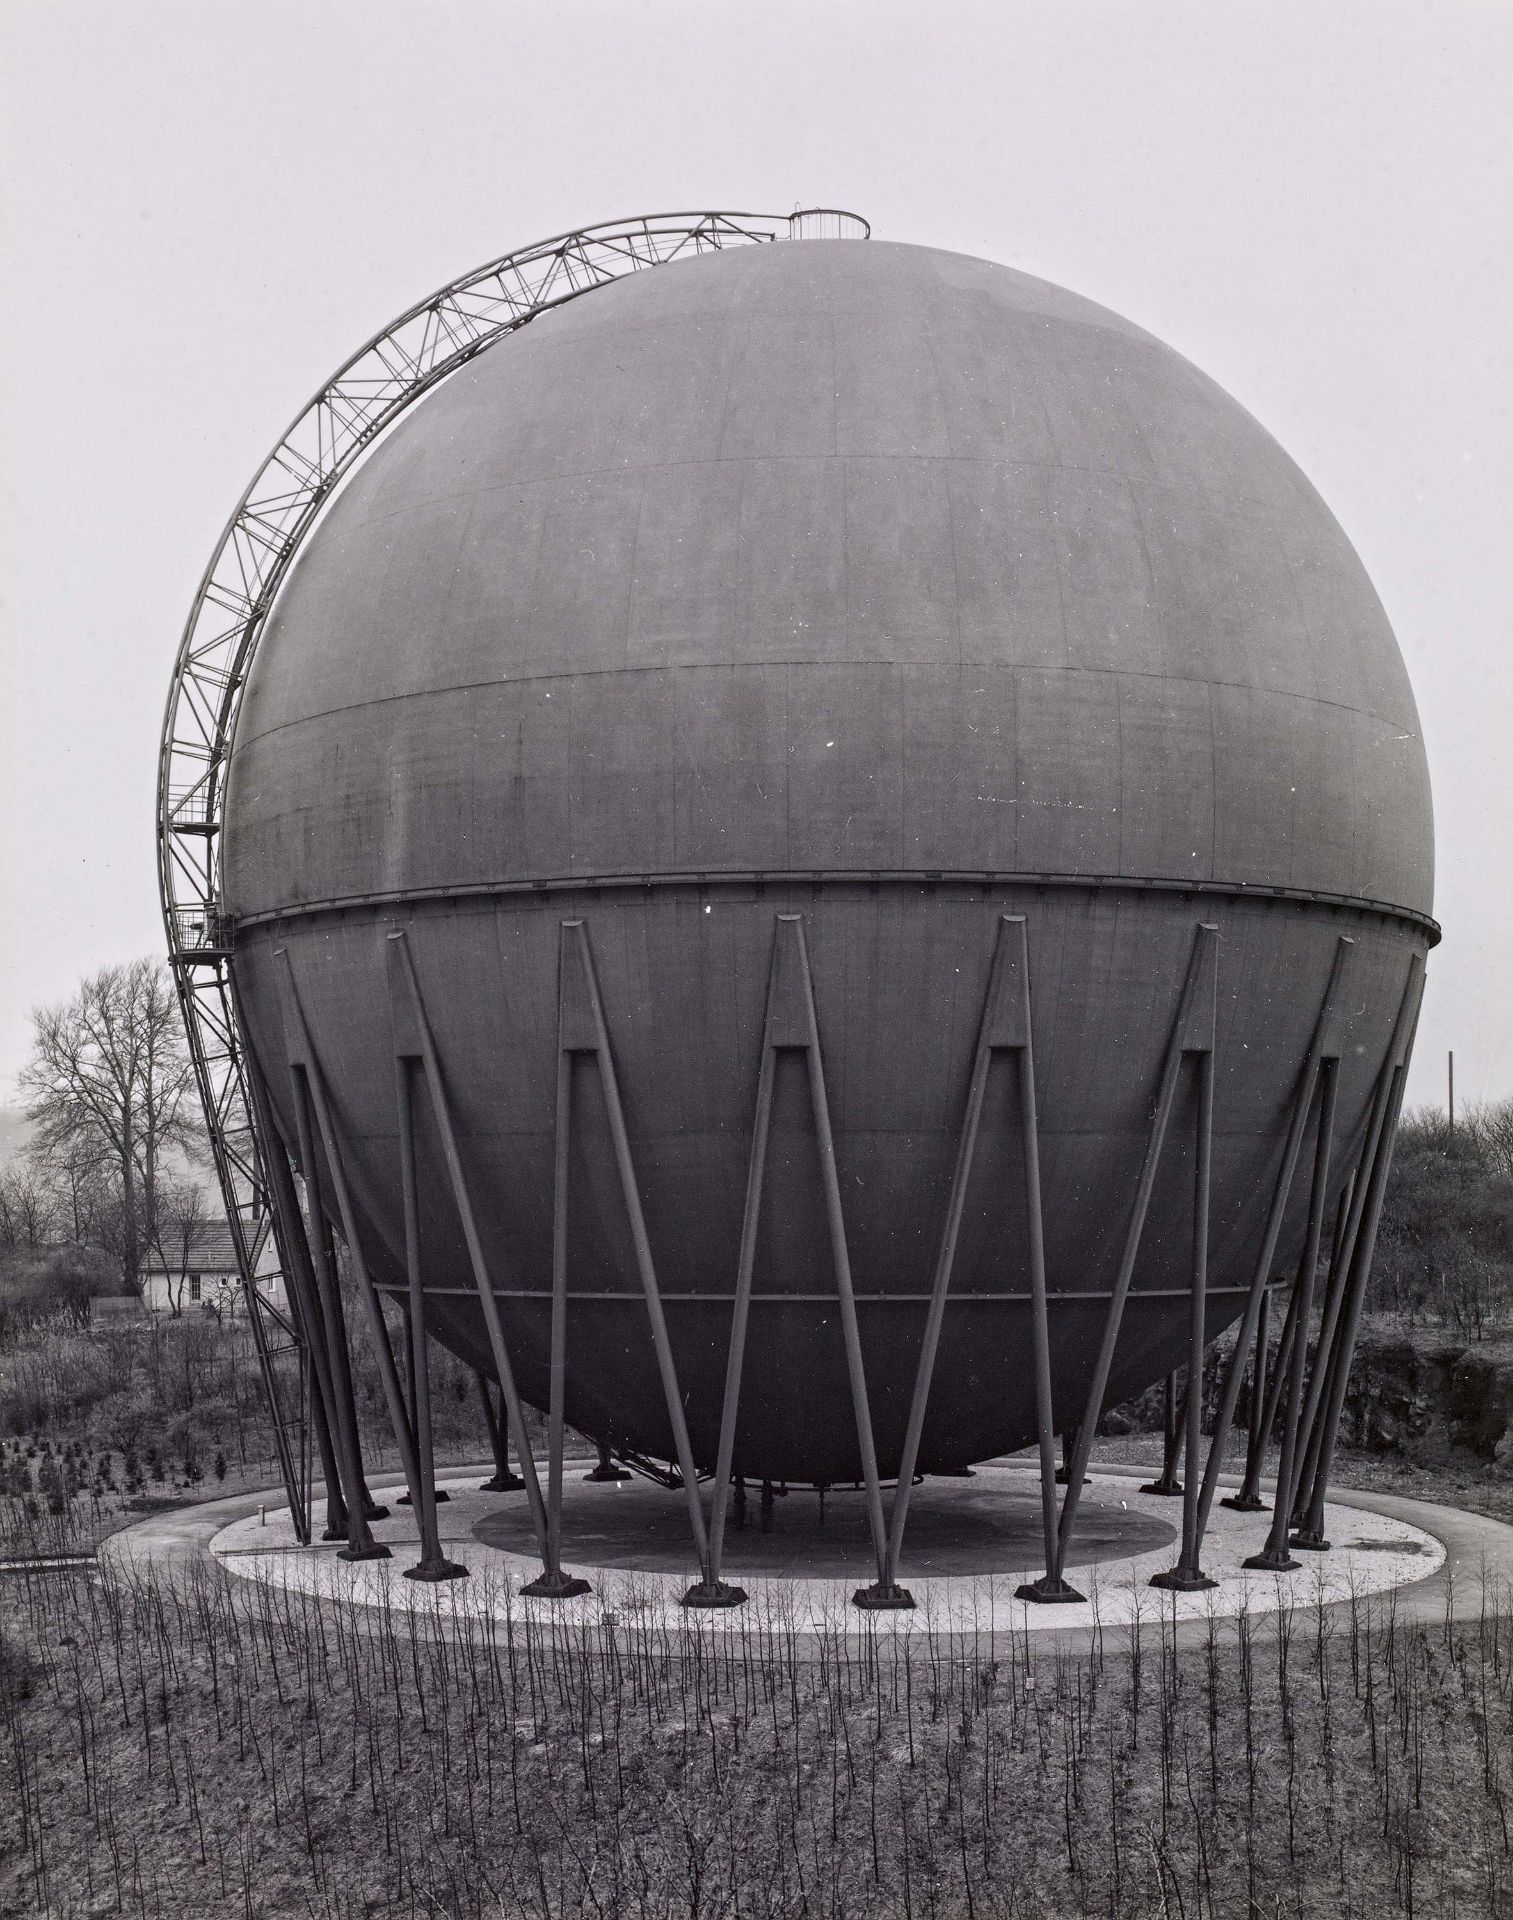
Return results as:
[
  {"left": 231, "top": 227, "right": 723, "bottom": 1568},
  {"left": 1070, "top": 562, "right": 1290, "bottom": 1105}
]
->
[
  {"left": 370, "top": 1285, "right": 1256, "bottom": 1303},
  {"left": 232, "top": 662, "right": 1415, "bottom": 751},
  {"left": 325, "top": 450, "right": 1329, "bottom": 542},
  {"left": 227, "top": 869, "right": 1440, "bottom": 941},
  {"left": 481, "top": 294, "right": 1161, "bottom": 363}
]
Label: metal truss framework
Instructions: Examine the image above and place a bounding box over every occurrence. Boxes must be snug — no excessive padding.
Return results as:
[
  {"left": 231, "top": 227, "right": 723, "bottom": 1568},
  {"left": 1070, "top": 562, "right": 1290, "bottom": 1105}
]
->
[
  {"left": 155, "top": 209, "right": 872, "bottom": 1540},
  {"left": 260, "top": 905, "right": 1422, "bottom": 1608}
]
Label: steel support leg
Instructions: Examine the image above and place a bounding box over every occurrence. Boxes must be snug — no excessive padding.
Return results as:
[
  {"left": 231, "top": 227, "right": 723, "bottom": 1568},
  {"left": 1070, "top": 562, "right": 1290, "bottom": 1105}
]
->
[
  {"left": 477, "top": 1373, "right": 526, "bottom": 1491},
  {"left": 1151, "top": 1047, "right": 1218, "bottom": 1592},
  {"left": 585, "top": 1441, "right": 632, "bottom": 1483},
  {"left": 310, "top": 1221, "right": 391, "bottom": 1522},
  {"left": 1291, "top": 957, "right": 1425, "bottom": 1549},
  {"left": 384, "top": 933, "right": 567, "bottom": 1594},
  {"left": 1222, "top": 1283, "right": 1273, "bottom": 1514},
  {"left": 1141, "top": 1374, "right": 1185, "bottom": 1497},
  {"left": 694, "top": 913, "right": 896, "bottom": 1609},
  {"left": 324, "top": 1216, "right": 392, "bottom": 1523},
  {"left": 320, "top": 1214, "right": 391, "bottom": 1520},
  {"left": 392, "top": 1057, "right": 466, "bottom": 1580},
  {"left": 277, "top": 953, "right": 432, "bottom": 1571},
  {"left": 763, "top": 917, "right": 896, "bottom": 1610},
  {"left": 247, "top": 1054, "right": 351, "bottom": 1543},
  {"left": 270, "top": 1147, "right": 349, "bottom": 1541},
  {"left": 1186, "top": 934, "right": 1352, "bottom": 1558},
  {"left": 398, "top": 1297, "right": 416, "bottom": 1425},
  {"left": 555, "top": 922, "right": 719, "bottom": 1603},
  {"left": 306, "top": 1083, "right": 426, "bottom": 1533},
  {"left": 393, "top": 1302, "right": 452, "bottom": 1512},
  {"left": 1244, "top": 1055, "right": 1341, "bottom": 1572},
  {"left": 306, "top": 1378, "right": 346, "bottom": 1541},
  {"left": 1018, "top": 969, "right": 1062, "bottom": 1597},
  {"left": 543, "top": 1007, "right": 575, "bottom": 1594},
  {"left": 1032, "top": 923, "right": 1218, "bottom": 1600},
  {"left": 1224, "top": 1270, "right": 1303, "bottom": 1510},
  {"left": 1289, "top": 1309, "right": 1352, "bottom": 1543},
  {"left": 887, "top": 915, "right": 1054, "bottom": 1606},
  {"left": 288, "top": 1086, "right": 383, "bottom": 1557},
  {"left": 1288, "top": 1172, "right": 1360, "bottom": 1529},
  {"left": 266, "top": 1247, "right": 334, "bottom": 1543},
  {"left": 283, "top": 1064, "right": 388, "bottom": 1561},
  {"left": 697, "top": 921, "right": 785, "bottom": 1607},
  {"left": 234, "top": 1023, "right": 317, "bottom": 1544}
]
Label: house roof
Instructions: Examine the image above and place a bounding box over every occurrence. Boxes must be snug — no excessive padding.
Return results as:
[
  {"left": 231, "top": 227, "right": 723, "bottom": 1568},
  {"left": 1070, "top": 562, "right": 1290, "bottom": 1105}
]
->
[{"left": 139, "top": 1222, "right": 241, "bottom": 1275}]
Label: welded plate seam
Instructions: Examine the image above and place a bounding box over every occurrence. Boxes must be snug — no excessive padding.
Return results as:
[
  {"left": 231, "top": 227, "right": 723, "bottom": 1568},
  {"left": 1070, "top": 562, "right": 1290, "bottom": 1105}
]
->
[{"left": 231, "top": 869, "right": 1441, "bottom": 943}]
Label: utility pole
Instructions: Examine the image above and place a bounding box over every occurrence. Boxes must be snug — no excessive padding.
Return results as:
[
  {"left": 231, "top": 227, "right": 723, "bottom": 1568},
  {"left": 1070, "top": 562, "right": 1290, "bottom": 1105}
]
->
[{"left": 1449, "top": 1050, "right": 1455, "bottom": 1139}]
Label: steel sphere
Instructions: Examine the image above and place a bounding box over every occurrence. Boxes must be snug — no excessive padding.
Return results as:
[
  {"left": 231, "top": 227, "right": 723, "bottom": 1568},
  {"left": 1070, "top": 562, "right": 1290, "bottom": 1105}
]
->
[{"left": 223, "top": 238, "right": 1433, "bottom": 1483}]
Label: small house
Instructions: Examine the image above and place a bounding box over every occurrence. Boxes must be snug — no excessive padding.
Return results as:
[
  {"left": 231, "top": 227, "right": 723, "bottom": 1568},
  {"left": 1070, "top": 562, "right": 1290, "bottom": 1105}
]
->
[{"left": 138, "top": 1223, "right": 285, "bottom": 1317}]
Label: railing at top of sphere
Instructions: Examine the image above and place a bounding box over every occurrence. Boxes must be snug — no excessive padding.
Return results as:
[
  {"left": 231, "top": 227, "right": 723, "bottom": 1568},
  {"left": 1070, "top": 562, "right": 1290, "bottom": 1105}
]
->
[{"left": 155, "top": 209, "right": 872, "bottom": 1540}]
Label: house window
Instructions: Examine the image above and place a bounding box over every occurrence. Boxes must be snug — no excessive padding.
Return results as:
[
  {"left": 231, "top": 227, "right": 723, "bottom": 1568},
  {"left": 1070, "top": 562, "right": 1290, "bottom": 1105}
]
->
[{"left": 188, "top": 1274, "right": 202, "bottom": 1303}]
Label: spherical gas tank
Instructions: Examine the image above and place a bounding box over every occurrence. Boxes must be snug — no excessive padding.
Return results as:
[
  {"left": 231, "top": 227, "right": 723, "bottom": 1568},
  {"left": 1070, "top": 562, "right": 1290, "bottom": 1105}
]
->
[{"left": 224, "top": 237, "right": 1434, "bottom": 1483}]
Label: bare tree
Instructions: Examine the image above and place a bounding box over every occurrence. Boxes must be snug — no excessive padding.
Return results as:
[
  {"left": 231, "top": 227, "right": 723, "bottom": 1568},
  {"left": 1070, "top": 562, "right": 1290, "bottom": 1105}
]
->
[
  {"left": 1467, "top": 1097, "right": 1513, "bottom": 1182},
  {"left": 29, "top": 1132, "right": 115, "bottom": 1246},
  {"left": 144, "top": 1179, "right": 210, "bottom": 1316},
  {"left": 0, "top": 1163, "right": 56, "bottom": 1249},
  {"left": 19, "top": 959, "right": 200, "bottom": 1290}
]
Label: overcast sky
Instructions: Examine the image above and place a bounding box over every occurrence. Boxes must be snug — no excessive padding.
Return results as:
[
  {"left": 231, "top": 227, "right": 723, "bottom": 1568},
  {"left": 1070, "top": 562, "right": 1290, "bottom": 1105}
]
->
[{"left": 1, "top": 0, "right": 1508, "bottom": 1114}]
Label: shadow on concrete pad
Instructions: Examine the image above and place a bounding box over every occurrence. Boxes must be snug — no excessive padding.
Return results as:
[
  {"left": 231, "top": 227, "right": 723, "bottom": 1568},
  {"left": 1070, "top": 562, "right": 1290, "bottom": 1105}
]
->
[{"left": 472, "top": 1474, "right": 1176, "bottom": 1580}]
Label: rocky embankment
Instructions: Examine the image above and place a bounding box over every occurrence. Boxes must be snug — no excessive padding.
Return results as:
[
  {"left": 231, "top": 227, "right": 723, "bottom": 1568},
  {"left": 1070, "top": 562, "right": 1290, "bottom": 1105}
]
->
[
  {"left": 1341, "top": 1329, "right": 1513, "bottom": 1466},
  {"left": 1107, "top": 1322, "right": 1513, "bottom": 1470}
]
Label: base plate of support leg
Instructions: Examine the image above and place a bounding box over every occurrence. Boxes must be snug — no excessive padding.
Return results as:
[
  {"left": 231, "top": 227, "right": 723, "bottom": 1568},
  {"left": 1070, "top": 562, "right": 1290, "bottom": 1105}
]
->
[
  {"left": 1289, "top": 1528, "right": 1330, "bottom": 1552},
  {"left": 1149, "top": 1565, "right": 1218, "bottom": 1593},
  {"left": 1220, "top": 1493, "right": 1266, "bottom": 1512},
  {"left": 584, "top": 1462, "right": 633, "bottom": 1483},
  {"left": 1140, "top": 1475, "right": 1184, "bottom": 1497},
  {"left": 1243, "top": 1548, "right": 1300, "bottom": 1574},
  {"left": 404, "top": 1556, "right": 469, "bottom": 1583},
  {"left": 361, "top": 1503, "right": 391, "bottom": 1523},
  {"left": 338, "top": 1541, "right": 392, "bottom": 1563},
  {"left": 480, "top": 1470, "right": 527, "bottom": 1492},
  {"left": 853, "top": 1582, "right": 916, "bottom": 1610},
  {"left": 520, "top": 1569, "right": 592, "bottom": 1600},
  {"left": 322, "top": 1523, "right": 348, "bottom": 1542},
  {"left": 397, "top": 1489, "right": 451, "bottom": 1507},
  {"left": 1015, "top": 1575, "right": 1086, "bottom": 1605},
  {"left": 681, "top": 1579, "right": 748, "bottom": 1609}
]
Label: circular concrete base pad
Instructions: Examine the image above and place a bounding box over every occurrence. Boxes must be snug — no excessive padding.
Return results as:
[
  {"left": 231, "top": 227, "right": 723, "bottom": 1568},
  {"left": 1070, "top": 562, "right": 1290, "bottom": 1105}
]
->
[{"left": 207, "top": 1460, "right": 1446, "bottom": 1637}]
